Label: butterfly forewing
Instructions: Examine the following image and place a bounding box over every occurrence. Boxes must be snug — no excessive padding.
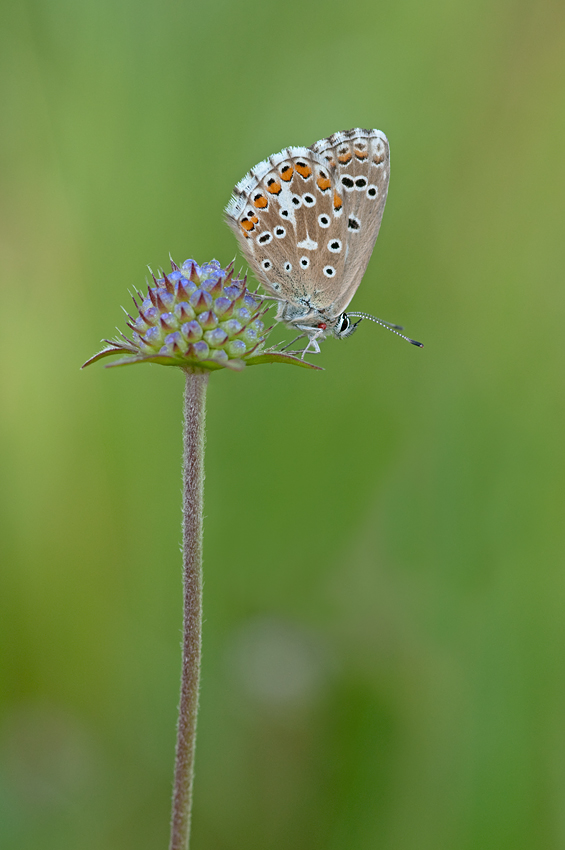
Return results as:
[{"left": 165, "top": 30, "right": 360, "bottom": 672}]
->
[
  {"left": 310, "top": 129, "right": 390, "bottom": 316},
  {"left": 225, "top": 128, "right": 389, "bottom": 326}
]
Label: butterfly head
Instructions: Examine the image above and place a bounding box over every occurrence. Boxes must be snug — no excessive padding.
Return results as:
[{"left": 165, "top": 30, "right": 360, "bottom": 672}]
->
[{"left": 332, "top": 313, "right": 362, "bottom": 340}]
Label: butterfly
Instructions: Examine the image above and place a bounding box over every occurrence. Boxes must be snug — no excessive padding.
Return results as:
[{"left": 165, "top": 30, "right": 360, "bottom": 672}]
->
[{"left": 225, "top": 128, "right": 422, "bottom": 356}]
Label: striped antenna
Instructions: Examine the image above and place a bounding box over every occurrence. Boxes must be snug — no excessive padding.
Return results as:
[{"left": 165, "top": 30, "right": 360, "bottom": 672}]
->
[{"left": 347, "top": 312, "right": 423, "bottom": 347}]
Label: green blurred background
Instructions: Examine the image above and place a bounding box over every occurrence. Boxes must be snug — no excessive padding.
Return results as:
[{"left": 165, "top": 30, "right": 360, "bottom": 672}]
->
[{"left": 1, "top": 0, "right": 565, "bottom": 847}]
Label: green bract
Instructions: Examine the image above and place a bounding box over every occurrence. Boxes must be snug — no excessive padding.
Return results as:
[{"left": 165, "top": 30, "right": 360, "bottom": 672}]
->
[{"left": 82, "top": 259, "right": 321, "bottom": 372}]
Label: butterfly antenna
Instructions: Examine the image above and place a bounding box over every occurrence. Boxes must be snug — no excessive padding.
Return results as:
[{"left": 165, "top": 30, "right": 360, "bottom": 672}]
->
[{"left": 347, "top": 312, "right": 424, "bottom": 347}]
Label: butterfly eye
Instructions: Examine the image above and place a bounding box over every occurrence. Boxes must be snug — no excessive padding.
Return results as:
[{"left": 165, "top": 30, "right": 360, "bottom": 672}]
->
[
  {"left": 323, "top": 266, "right": 336, "bottom": 277},
  {"left": 280, "top": 209, "right": 289, "bottom": 218},
  {"left": 347, "top": 216, "right": 361, "bottom": 231},
  {"left": 318, "top": 214, "right": 330, "bottom": 228},
  {"left": 336, "top": 314, "right": 350, "bottom": 334},
  {"left": 300, "top": 257, "right": 310, "bottom": 269},
  {"left": 354, "top": 177, "right": 367, "bottom": 189},
  {"left": 258, "top": 232, "right": 272, "bottom": 244},
  {"left": 262, "top": 259, "right": 272, "bottom": 270},
  {"left": 274, "top": 227, "right": 286, "bottom": 238},
  {"left": 340, "top": 176, "right": 355, "bottom": 191},
  {"left": 284, "top": 262, "right": 292, "bottom": 272},
  {"left": 291, "top": 195, "right": 302, "bottom": 207},
  {"left": 302, "top": 194, "right": 315, "bottom": 207},
  {"left": 327, "top": 239, "right": 342, "bottom": 253},
  {"left": 366, "top": 185, "right": 378, "bottom": 198}
]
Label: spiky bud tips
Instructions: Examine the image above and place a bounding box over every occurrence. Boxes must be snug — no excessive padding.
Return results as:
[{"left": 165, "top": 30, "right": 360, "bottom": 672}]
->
[{"left": 82, "top": 258, "right": 322, "bottom": 372}]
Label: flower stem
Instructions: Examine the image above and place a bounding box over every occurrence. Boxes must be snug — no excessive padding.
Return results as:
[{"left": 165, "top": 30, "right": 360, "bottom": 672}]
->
[{"left": 169, "top": 369, "right": 209, "bottom": 850}]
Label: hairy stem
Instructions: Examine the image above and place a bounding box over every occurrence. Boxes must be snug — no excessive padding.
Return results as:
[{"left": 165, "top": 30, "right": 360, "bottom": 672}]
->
[{"left": 169, "top": 369, "right": 209, "bottom": 850}]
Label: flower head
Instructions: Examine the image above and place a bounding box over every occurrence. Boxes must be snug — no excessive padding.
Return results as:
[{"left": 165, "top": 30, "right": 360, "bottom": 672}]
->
[{"left": 82, "top": 258, "right": 320, "bottom": 372}]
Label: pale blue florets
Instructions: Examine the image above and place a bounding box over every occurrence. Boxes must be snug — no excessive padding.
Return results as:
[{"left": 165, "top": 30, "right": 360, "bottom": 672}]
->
[{"left": 130, "top": 259, "right": 266, "bottom": 367}]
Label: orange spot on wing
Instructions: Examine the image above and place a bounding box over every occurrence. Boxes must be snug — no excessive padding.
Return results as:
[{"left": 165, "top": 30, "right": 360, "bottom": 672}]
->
[
  {"left": 354, "top": 149, "right": 368, "bottom": 160},
  {"left": 338, "top": 152, "right": 352, "bottom": 164},
  {"left": 317, "top": 175, "right": 331, "bottom": 192},
  {"left": 295, "top": 162, "right": 312, "bottom": 179},
  {"left": 280, "top": 165, "right": 294, "bottom": 181},
  {"left": 250, "top": 215, "right": 258, "bottom": 224},
  {"left": 333, "top": 193, "right": 343, "bottom": 210},
  {"left": 241, "top": 219, "right": 255, "bottom": 232},
  {"left": 267, "top": 181, "right": 282, "bottom": 194},
  {"left": 253, "top": 195, "right": 268, "bottom": 208},
  {"left": 373, "top": 153, "right": 385, "bottom": 164}
]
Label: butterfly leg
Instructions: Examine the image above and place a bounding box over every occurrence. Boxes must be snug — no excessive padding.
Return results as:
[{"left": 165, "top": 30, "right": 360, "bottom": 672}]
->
[
  {"left": 295, "top": 326, "right": 324, "bottom": 359},
  {"left": 278, "top": 333, "right": 306, "bottom": 352}
]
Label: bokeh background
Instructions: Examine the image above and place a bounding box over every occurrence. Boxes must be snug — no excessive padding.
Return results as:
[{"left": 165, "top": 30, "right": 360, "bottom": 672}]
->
[{"left": 1, "top": 0, "right": 565, "bottom": 847}]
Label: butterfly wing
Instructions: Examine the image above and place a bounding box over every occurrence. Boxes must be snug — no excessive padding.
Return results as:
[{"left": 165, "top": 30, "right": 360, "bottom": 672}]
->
[
  {"left": 225, "top": 128, "right": 389, "bottom": 325},
  {"left": 225, "top": 145, "right": 339, "bottom": 305},
  {"left": 309, "top": 128, "right": 390, "bottom": 317}
]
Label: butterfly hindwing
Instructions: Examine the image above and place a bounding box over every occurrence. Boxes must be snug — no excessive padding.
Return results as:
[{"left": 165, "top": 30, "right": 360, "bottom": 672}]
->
[{"left": 226, "top": 146, "right": 339, "bottom": 304}]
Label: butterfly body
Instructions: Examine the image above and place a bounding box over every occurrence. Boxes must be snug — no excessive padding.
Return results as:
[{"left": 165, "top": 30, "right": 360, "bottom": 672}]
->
[{"left": 225, "top": 128, "right": 400, "bottom": 355}]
